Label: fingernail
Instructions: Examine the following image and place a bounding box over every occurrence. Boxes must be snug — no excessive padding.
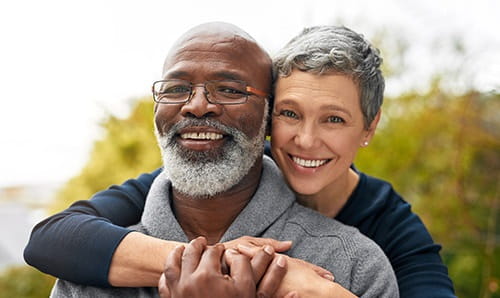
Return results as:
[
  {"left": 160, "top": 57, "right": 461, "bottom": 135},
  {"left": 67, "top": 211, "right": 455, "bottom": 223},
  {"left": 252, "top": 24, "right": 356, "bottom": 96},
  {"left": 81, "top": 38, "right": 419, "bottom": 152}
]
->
[
  {"left": 276, "top": 255, "right": 286, "bottom": 268},
  {"left": 264, "top": 245, "right": 274, "bottom": 255},
  {"left": 323, "top": 273, "right": 335, "bottom": 281}
]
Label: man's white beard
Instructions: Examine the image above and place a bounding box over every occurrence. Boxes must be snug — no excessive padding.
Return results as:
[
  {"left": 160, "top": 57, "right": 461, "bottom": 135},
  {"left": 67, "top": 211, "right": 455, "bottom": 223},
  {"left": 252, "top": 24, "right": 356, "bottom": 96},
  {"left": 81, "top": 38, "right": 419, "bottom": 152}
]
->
[{"left": 156, "top": 102, "right": 268, "bottom": 198}]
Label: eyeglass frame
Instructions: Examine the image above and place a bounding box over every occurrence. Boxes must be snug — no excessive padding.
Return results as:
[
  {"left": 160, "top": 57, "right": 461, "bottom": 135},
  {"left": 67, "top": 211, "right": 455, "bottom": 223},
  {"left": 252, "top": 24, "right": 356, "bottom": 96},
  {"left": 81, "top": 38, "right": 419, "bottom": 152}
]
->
[{"left": 152, "top": 79, "right": 270, "bottom": 105}]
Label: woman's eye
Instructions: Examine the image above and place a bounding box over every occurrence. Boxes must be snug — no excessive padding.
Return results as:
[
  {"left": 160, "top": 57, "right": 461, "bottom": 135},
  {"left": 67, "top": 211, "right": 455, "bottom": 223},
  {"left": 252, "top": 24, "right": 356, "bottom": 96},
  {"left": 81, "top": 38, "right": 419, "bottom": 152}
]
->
[
  {"left": 280, "top": 110, "right": 298, "bottom": 119},
  {"left": 327, "top": 116, "right": 344, "bottom": 123}
]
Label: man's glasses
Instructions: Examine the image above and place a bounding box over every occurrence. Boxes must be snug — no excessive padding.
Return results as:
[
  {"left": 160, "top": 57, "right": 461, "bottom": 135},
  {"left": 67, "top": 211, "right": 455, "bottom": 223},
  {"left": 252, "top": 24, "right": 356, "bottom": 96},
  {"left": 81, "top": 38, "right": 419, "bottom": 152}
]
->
[{"left": 152, "top": 79, "right": 268, "bottom": 105}]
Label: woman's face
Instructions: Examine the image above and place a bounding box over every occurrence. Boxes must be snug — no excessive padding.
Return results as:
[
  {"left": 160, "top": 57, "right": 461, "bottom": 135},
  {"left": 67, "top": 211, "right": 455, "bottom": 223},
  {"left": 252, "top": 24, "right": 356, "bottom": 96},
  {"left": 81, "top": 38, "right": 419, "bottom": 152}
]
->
[{"left": 271, "top": 70, "right": 379, "bottom": 196}]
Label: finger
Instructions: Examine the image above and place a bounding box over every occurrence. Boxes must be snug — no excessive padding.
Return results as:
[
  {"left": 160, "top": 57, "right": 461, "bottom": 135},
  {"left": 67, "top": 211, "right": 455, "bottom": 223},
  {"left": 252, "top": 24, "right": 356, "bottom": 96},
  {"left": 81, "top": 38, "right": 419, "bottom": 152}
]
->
[
  {"left": 224, "top": 249, "right": 254, "bottom": 288},
  {"left": 158, "top": 273, "right": 171, "bottom": 298},
  {"left": 163, "top": 245, "right": 185, "bottom": 286},
  {"left": 252, "top": 238, "right": 292, "bottom": 253},
  {"left": 249, "top": 245, "right": 275, "bottom": 282},
  {"left": 257, "top": 254, "right": 287, "bottom": 298},
  {"left": 180, "top": 236, "right": 207, "bottom": 277},
  {"left": 236, "top": 243, "right": 261, "bottom": 258},
  {"left": 224, "top": 236, "right": 292, "bottom": 252},
  {"left": 197, "top": 243, "right": 225, "bottom": 274}
]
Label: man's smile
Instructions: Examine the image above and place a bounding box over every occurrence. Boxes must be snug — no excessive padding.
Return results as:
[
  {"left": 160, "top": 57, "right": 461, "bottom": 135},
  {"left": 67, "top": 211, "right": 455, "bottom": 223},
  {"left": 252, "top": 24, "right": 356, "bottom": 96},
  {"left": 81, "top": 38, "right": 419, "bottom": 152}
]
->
[{"left": 180, "top": 132, "right": 224, "bottom": 140}]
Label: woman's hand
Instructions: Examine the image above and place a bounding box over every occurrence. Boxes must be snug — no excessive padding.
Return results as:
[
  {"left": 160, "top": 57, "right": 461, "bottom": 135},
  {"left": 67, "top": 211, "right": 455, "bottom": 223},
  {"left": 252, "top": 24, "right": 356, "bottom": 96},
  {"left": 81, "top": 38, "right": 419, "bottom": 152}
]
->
[
  {"left": 237, "top": 245, "right": 357, "bottom": 298},
  {"left": 236, "top": 243, "right": 334, "bottom": 283}
]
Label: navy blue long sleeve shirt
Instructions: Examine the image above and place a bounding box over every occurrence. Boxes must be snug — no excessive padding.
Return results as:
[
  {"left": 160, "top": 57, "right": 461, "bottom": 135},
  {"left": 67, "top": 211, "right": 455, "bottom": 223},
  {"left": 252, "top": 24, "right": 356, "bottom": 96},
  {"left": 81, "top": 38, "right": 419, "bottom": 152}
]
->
[{"left": 24, "top": 152, "right": 455, "bottom": 297}]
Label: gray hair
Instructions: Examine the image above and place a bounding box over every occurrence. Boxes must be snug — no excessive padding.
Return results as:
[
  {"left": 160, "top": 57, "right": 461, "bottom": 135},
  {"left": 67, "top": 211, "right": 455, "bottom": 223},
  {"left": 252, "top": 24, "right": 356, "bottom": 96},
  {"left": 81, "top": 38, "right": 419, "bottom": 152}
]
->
[{"left": 273, "top": 25, "right": 384, "bottom": 128}]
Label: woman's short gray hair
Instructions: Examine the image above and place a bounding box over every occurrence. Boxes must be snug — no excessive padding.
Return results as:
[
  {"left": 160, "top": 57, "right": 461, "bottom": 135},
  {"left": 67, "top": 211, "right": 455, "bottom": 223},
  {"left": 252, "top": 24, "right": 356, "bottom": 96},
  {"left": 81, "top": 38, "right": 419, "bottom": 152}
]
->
[{"left": 273, "top": 25, "right": 384, "bottom": 128}]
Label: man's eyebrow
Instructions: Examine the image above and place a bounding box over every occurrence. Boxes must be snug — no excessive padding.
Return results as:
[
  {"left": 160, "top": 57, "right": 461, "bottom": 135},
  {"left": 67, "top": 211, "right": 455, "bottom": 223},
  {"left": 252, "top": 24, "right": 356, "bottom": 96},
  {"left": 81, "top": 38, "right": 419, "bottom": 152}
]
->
[{"left": 213, "top": 71, "right": 244, "bottom": 81}]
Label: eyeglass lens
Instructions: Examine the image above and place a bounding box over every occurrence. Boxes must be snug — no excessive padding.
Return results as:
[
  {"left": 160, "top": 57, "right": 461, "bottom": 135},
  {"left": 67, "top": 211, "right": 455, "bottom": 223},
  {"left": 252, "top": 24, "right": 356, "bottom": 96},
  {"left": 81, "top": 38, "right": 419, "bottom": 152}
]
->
[{"left": 154, "top": 80, "right": 248, "bottom": 104}]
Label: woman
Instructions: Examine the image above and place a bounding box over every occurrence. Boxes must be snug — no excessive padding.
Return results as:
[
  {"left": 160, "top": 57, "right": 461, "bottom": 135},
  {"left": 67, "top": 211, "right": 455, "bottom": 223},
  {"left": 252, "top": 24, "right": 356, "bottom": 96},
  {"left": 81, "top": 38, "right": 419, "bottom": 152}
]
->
[{"left": 24, "top": 25, "right": 455, "bottom": 297}]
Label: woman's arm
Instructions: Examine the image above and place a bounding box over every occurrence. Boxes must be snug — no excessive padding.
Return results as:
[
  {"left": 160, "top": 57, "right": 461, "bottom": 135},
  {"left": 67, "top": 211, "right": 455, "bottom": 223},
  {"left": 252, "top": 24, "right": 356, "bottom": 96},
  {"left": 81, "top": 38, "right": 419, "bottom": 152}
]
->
[{"left": 23, "top": 169, "right": 162, "bottom": 287}]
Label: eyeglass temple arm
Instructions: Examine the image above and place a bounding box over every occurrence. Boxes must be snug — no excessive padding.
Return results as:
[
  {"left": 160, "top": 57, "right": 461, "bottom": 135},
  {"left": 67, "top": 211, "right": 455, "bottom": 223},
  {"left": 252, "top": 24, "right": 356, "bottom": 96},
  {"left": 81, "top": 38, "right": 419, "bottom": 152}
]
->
[{"left": 246, "top": 86, "right": 269, "bottom": 98}]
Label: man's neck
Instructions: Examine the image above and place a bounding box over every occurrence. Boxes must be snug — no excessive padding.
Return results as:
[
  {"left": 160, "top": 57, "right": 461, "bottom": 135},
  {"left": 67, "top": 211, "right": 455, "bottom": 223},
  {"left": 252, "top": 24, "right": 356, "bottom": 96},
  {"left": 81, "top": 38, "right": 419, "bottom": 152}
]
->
[{"left": 171, "top": 161, "right": 263, "bottom": 244}]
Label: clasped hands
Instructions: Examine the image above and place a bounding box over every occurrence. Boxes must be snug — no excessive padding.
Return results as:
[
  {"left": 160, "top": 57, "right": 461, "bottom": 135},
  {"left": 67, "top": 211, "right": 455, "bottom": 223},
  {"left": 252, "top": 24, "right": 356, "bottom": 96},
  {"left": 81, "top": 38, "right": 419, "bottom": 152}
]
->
[{"left": 158, "top": 236, "right": 336, "bottom": 298}]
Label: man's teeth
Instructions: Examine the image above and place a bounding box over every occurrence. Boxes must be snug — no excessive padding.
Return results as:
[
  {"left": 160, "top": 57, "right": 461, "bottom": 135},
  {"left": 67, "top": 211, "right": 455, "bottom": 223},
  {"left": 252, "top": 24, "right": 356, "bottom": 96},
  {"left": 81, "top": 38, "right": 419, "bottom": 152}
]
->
[
  {"left": 180, "top": 132, "right": 223, "bottom": 140},
  {"left": 292, "top": 156, "right": 328, "bottom": 168}
]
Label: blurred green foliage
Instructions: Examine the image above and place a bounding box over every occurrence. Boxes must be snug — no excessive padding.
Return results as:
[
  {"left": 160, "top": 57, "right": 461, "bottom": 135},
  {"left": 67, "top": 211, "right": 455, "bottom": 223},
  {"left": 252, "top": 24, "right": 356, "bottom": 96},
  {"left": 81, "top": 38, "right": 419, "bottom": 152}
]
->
[
  {"left": 356, "top": 84, "right": 500, "bottom": 298},
  {"left": 0, "top": 265, "right": 55, "bottom": 298}
]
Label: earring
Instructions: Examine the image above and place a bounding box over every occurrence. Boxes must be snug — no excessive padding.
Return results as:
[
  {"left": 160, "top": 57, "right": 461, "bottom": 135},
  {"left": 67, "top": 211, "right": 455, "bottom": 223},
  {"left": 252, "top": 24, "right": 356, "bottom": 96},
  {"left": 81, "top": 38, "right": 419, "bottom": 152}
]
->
[{"left": 363, "top": 141, "right": 369, "bottom": 147}]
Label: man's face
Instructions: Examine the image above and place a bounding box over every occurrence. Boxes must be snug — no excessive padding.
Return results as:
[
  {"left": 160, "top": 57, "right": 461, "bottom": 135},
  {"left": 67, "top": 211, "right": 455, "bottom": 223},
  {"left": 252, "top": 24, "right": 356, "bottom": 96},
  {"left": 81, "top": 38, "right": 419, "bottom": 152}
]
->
[{"left": 155, "top": 31, "right": 271, "bottom": 197}]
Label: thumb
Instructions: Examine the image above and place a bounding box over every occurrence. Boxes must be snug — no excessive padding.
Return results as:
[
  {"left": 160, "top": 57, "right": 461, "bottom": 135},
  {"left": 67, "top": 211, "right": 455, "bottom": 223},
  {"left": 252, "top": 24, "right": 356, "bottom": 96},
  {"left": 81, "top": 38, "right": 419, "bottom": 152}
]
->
[
  {"left": 294, "top": 258, "right": 334, "bottom": 282},
  {"left": 311, "top": 264, "right": 334, "bottom": 282}
]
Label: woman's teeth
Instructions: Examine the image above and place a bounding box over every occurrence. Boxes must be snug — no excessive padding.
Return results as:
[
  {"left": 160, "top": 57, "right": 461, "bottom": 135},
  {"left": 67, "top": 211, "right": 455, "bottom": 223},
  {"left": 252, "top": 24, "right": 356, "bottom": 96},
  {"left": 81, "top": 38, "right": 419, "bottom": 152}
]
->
[{"left": 292, "top": 156, "right": 328, "bottom": 168}]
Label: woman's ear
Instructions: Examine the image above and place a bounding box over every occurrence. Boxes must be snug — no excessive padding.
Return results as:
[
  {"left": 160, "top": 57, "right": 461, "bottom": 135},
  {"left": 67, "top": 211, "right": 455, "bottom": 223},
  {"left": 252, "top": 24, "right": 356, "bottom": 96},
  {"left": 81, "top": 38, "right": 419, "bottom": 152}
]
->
[{"left": 363, "top": 109, "right": 382, "bottom": 145}]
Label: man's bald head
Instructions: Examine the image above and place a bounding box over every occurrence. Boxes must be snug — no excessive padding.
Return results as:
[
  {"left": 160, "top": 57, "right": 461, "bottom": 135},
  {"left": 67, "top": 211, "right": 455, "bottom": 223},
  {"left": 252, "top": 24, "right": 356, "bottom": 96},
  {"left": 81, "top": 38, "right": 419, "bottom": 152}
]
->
[{"left": 162, "top": 22, "right": 273, "bottom": 94}]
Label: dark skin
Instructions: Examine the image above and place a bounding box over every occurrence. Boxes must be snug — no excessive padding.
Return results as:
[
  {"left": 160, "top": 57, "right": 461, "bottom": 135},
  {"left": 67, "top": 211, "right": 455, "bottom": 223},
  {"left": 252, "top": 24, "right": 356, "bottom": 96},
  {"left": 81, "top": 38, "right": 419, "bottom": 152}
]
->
[{"left": 155, "top": 23, "right": 272, "bottom": 244}]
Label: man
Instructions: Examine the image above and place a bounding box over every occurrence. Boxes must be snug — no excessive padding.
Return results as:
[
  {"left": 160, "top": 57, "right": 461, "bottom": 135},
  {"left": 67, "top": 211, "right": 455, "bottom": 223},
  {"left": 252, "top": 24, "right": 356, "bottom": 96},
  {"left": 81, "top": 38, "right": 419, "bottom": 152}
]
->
[{"left": 50, "top": 22, "right": 398, "bottom": 297}]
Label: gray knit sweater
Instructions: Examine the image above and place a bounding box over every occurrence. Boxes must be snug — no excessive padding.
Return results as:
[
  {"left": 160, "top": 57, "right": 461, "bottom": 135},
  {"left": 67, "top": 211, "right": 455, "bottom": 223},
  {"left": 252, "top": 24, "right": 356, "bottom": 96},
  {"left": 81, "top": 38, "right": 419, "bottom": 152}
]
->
[{"left": 51, "top": 156, "right": 398, "bottom": 297}]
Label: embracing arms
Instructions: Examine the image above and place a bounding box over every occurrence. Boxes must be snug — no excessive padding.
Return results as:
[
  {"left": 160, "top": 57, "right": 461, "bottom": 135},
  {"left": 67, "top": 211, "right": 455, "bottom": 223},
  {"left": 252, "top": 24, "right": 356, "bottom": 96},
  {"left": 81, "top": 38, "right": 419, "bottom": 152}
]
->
[{"left": 24, "top": 168, "right": 455, "bottom": 296}]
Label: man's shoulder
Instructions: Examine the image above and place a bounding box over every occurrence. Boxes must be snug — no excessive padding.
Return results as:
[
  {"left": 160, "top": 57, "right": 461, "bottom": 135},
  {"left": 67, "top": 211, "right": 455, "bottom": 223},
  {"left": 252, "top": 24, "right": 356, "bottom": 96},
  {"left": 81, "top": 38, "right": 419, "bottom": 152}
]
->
[
  {"left": 285, "top": 203, "right": 379, "bottom": 254},
  {"left": 283, "top": 203, "right": 399, "bottom": 297},
  {"left": 286, "top": 203, "right": 359, "bottom": 237}
]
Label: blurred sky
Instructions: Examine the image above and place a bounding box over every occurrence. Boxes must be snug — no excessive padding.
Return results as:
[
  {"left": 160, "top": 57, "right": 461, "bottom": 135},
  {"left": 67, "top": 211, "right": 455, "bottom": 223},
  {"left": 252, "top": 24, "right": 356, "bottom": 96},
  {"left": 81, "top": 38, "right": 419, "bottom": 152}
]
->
[{"left": 0, "top": 0, "right": 499, "bottom": 188}]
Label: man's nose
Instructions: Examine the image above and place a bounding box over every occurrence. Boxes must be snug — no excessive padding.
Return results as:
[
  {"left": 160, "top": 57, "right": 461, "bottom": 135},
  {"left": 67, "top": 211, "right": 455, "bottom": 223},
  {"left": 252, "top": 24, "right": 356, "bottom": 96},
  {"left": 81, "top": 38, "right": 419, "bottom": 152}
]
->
[{"left": 180, "top": 86, "right": 222, "bottom": 118}]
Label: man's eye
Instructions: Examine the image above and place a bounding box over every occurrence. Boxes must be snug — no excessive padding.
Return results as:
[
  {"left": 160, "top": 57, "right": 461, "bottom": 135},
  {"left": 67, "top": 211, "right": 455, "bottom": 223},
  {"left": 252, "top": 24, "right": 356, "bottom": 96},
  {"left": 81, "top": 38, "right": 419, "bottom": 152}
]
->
[
  {"left": 164, "top": 85, "right": 190, "bottom": 94},
  {"left": 280, "top": 110, "right": 298, "bottom": 119},
  {"left": 217, "top": 87, "right": 245, "bottom": 95},
  {"left": 327, "top": 116, "right": 344, "bottom": 123}
]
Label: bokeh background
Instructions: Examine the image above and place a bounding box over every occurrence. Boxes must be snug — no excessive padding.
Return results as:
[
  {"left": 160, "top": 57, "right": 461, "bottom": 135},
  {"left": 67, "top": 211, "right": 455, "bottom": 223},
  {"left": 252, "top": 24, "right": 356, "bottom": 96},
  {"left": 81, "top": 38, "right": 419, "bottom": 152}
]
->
[{"left": 0, "top": 0, "right": 498, "bottom": 297}]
